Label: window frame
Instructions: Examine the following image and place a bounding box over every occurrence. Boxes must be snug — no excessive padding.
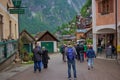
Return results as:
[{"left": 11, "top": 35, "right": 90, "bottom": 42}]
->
[{"left": 98, "top": 0, "right": 114, "bottom": 15}]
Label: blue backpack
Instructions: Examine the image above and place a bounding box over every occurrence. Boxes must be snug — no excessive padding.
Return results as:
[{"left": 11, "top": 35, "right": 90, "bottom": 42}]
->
[{"left": 67, "top": 47, "right": 74, "bottom": 60}]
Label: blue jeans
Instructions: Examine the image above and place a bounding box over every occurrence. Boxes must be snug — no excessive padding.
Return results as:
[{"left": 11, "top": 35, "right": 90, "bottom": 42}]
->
[
  {"left": 88, "top": 58, "right": 94, "bottom": 67},
  {"left": 67, "top": 59, "right": 77, "bottom": 78},
  {"left": 34, "top": 61, "right": 42, "bottom": 72},
  {"left": 80, "top": 53, "right": 84, "bottom": 62}
]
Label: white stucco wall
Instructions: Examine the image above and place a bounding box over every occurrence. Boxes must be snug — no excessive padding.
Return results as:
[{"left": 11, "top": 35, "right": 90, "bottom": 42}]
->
[
  {"left": 92, "top": 0, "right": 97, "bottom": 53},
  {"left": 53, "top": 41, "right": 58, "bottom": 52}
]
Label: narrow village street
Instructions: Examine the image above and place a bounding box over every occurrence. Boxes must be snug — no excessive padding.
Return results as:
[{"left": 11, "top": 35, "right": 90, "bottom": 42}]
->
[
  {"left": 0, "top": 53, "right": 120, "bottom": 80},
  {"left": 0, "top": 0, "right": 120, "bottom": 80}
]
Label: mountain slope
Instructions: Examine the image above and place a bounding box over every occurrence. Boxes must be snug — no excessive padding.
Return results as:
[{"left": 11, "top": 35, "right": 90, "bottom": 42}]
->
[{"left": 20, "top": 0, "right": 86, "bottom": 34}]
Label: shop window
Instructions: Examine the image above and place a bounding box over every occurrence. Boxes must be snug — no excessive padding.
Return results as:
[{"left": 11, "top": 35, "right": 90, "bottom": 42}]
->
[{"left": 98, "top": 0, "right": 114, "bottom": 15}]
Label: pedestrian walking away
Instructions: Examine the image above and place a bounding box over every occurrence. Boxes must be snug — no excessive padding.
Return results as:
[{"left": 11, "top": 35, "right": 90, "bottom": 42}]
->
[
  {"left": 42, "top": 46, "right": 50, "bottom": 69},
  {"left": 65, "top": 42, "right": 77, "bottom": 80},
  {"left": 83, "top": 43, "right": 87, "bottom": 58},
  {"left": 32, "top": 42, "right": 42, "bottom": 73},
  {"left": 60, "top": 44, "right": 66, "bottom": 62},
  {"left": 86, "top": 45, "right": 96, "bottom": 70},
  {"left": 75, "top": 44, "right": 80, "bottom": 60},
  {"left": 79, "top": 43, "right": 84, "bottom": 63}
]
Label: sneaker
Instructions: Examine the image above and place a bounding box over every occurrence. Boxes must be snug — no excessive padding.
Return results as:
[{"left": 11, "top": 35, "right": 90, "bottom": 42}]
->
[
  {"left": 68, "top": 77, "right": 72, "bottom": 80},
  {"left": 91, "top": 66, "right": 93, "bottom": 69},
  {"left": 88, "top": 68, "right": 90, "bottom": 70},
  {"left": 39, "top": 69, "right": 41, "bottom": 72},
  {"left": 74, "top": 77, "right": 77, "bottom": 80}
]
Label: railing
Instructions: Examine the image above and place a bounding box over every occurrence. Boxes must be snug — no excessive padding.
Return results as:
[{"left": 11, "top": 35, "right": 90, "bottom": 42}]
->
[{"left": 0, "top": 40, "right": 18, "bottom": 63}]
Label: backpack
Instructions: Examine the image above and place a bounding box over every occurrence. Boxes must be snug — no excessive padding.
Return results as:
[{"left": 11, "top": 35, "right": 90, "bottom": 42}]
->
[{"left": 67, "top": 47, "right": 74, "bottom": 60}]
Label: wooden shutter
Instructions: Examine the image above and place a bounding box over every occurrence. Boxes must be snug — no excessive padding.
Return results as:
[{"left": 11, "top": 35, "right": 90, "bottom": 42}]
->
[
  {"left": 109, "top": 0, "right": 114, "bottom": 13},
  {"left": 98, "top": 1, "right": 102, "bottom": 13}
]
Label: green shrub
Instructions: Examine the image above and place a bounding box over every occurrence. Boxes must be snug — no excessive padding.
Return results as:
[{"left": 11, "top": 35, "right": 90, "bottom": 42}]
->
[{"left": 28, "top": 52, "right": 33, "bottom": 61}]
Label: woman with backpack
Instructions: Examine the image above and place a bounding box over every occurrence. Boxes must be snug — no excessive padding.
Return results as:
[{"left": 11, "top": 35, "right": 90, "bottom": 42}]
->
[{"left": 65, "top": 43, "right": 77, "bottom": 80}]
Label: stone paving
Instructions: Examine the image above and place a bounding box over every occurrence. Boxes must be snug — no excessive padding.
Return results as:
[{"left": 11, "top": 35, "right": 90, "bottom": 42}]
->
[{"left": 0, "top": 53, "right": 120, "bottom": 80}]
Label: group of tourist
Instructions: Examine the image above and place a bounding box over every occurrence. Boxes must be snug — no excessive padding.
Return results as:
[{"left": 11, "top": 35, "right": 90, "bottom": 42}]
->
[
  {"left": 60, "top": 42, "right": 96, "bottom": 80},
  {"left": 32, "top": 41, "right": 96, "bottom": 80},
  {"left": 32, "top": 42, "right": 50, "bottom": 73}
]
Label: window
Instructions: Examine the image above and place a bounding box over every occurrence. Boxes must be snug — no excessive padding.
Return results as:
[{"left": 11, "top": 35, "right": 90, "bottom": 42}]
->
[
  {"left": 0, "top": 14, "right": 3, "bottom": 40},
  {"left": 15, "top": 24, "right": 17, "bottom": 39},
  {"left": 8, "top": 20, "right": 12, "bottom": 39},
  {"left": 98, "top": 0, "right": 114, "bottom": 15},
  {"left": 0, "top": 15, "right": 3, "bottom": 23}
]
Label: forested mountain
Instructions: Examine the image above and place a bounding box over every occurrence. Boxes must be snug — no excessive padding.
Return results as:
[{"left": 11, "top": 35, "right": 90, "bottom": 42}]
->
[{"left": 20, "top": 0, "right": 86, "bottom": 34}]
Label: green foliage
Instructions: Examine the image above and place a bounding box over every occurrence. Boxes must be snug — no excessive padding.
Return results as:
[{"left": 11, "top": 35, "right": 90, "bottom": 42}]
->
[
  {"left": 28, "top": 52, "right": 33, "bottom": 61},
  {"left": 20, "top": 0, "right": 86, "bottom": 34},
  {"left": 80, "top": 0, "right": 92, "bottom": 17},
  {"left": 86, "top": 38, "right": 93, "bottom": 44},
  {"left": 56, "top": 16, "right": 77, "bottom": 35}
]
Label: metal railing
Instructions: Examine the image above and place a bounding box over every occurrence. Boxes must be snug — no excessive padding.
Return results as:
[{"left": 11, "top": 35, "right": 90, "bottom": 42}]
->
[{"left": 0, "top": 40, "right": 18, "bottom": 63}]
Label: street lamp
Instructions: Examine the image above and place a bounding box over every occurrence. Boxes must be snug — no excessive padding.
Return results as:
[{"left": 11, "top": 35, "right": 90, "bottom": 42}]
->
[
  {"left": 12, "top": 0, "right": 22, "bottom": 8},
  {"left": 11, "top": 0, "right": 25, "bottom": 60}
]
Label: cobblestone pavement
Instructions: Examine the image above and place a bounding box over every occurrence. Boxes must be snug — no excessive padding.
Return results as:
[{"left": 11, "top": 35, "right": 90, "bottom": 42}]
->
[{"left": 0, "top": 53, "right": 120, "bottom": 80}]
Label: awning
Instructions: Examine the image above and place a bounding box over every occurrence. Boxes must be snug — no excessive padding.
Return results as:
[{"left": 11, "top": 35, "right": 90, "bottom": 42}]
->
[{"left": 96, "top": 28, "right": 115, "bottom": 34}]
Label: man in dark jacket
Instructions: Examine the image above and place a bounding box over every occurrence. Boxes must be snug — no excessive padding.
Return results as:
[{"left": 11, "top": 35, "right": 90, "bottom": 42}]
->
[
  {"left": 75, "top": 44, "right": 80, "bottom": 60},
  {"left": 32, "top": 42, "right": 42, "bottom": 73},
  {"left": 60, "top": 44, "right": 66, "bottom": 62},
  {"left": 42, "top": 47, "right": 50, "bottom": 69},
  {"left": 79, "top": 44, "right": 84, "bottom": 62}
]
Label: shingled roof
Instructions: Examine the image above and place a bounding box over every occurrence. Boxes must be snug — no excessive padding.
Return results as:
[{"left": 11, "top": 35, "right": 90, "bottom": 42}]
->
[
  {"left": 35, "top": 31, "right": 59, "bottom": 42},
  {"left": 20, "top": 30, "right": 35, "bottom": 43}
]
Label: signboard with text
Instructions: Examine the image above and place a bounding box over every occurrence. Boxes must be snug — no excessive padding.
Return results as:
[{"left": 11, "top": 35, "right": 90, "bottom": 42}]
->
[{"left": 9, "top": 8, "right": 25, "bottom": 14}]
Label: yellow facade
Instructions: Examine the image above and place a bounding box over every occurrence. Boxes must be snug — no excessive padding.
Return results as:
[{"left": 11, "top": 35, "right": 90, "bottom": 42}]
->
[{"left": 0, "top": 0, "right": 18, "bottom": 41}]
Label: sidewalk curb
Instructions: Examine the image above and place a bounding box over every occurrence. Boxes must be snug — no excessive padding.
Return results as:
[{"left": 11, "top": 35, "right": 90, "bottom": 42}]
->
[{"left": 0, "top": 64, "right": 33, "bottom": 80}]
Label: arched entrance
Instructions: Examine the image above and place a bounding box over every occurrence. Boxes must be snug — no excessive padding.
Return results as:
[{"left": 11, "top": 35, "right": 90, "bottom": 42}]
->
[{"left": 96, "top": 28, "right": 116, "bottom": 55}]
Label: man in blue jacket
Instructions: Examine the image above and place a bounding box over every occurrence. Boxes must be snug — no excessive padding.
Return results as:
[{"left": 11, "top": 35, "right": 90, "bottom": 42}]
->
[{"left": 86, "top": 45, "right": 96, "bottom": 70}]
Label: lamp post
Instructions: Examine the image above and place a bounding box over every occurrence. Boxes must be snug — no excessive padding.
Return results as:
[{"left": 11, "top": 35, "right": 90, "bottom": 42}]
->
[
  {"left": 11, "top": 0, "right": 25, "bottom": 60},
  {"left": 115, "top": 0, "right": 118, "bottom": 59}
]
